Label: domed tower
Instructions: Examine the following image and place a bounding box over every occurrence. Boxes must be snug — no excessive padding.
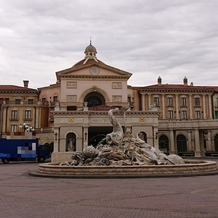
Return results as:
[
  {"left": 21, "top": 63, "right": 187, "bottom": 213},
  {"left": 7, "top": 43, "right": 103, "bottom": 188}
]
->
[{"left": 84, "top": 41, "right": 97, "bottom": 58}]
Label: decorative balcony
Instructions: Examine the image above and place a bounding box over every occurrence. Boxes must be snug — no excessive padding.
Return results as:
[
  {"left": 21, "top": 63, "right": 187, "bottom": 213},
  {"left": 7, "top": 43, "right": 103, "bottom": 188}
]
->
[
  {"left": 10, "top": 117, "right": 19, "bottom": 121},
  {"left": 24, "top": 118, "right": 32, "bottom": 121}
]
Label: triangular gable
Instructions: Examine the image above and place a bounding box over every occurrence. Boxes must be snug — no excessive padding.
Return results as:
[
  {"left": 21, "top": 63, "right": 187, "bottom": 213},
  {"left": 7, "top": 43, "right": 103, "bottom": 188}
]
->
[{"left": 56, "top": 58, "right": 132, "bottom": 80}]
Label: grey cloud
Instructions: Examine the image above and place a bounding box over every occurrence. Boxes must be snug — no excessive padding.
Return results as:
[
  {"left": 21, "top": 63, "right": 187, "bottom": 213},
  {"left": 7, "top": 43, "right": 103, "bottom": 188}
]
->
[{"left": 0, "top": 0, "right": 218, "bottom": 88}]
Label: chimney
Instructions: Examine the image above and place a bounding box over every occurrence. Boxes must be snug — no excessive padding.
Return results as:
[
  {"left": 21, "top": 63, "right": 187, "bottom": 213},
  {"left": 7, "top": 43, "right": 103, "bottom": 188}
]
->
[
  {"left": 183, "top": 77, "right": 188, "bottom": 86},
  {"left": 23, "top": 80, "right": 29, "bottom": 88},
  {"left": 157, "top": 76, "right": 162, "bottom": 85}
]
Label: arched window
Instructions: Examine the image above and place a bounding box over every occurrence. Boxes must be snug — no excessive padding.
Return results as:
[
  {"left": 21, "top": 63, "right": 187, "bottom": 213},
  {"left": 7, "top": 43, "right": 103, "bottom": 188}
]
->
[
  {"left": 159, "top": 135, "right": 169, "bottom": 154},
  {"left": 138, "top": 131, "right": 147, "bottom": 143},
  {"left": 66, "top": 132, "right": 76, "bottom": 152},
  {"left": 177, "top": 134, "right": 187, "bottom": 153},
  {"left": 84, "top": 92, "right": 105, "bottom": 107},
  {"left": 214, "top": 134, "right": 218, "bottom": 152}
]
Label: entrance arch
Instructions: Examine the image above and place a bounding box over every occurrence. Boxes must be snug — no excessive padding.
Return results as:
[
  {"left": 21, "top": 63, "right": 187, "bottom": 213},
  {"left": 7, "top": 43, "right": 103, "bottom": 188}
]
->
[
  {"left": 159, "top": 135, "right": 169, "bottom": 154},
  {"left": 177, "top": 134, "right": 187, "bottom": 153},
  {"left": 84, "top": 92, "right": 105, "bottom": 107},
  {"left": 214, "top": 134, "right": 218, "bottom": 152},
  {"left": 66, "top": 132, "right": 76, "bottom": 152}
]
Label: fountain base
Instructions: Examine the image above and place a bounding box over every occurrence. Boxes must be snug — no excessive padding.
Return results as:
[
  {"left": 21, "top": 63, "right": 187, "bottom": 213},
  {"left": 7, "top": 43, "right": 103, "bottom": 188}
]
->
[{"left": 30, "top": 160, "right": 217, "bottom": 178}]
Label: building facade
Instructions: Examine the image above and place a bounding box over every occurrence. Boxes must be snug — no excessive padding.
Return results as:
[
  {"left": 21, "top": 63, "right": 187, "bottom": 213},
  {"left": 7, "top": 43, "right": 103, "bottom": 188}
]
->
[
  {"left": 0, "top": 81, "right": 39, "bottom": 137},
  {"left": 1, "top": 43, "right": 218, "bottom": 160},
  {"left": 39, "top": 43, "right": 159, "bottom": 162},
  {"left": 138, "top": 77, "right": 218, "bottom": 157}
]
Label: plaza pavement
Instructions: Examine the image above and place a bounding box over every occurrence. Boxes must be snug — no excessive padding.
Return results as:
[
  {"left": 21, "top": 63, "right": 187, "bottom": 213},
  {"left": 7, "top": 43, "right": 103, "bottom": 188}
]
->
[{"left": 0, "top": 158, "right": 217, "bottom": 218}]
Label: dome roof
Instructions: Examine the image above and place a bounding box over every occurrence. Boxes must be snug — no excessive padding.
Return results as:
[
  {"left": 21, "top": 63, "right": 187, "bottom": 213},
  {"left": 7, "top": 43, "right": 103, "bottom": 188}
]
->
[
  {"left": 84, "top": 41, "right": 97, "bottom": 58},
  {"left": 85, "top": 44, "right": 97, "bottom": 53}
]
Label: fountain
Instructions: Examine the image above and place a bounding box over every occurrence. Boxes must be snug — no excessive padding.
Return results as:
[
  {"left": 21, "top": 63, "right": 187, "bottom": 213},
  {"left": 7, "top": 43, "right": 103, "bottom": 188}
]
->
[{"left": 32, "top": 108, "right": 217, "bottom": 178}]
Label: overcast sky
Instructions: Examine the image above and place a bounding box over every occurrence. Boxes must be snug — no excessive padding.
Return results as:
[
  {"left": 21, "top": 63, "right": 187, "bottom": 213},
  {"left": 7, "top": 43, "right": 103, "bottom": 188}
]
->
[{"left": 0, "top": 0, "right": 218, "bottom": 88}]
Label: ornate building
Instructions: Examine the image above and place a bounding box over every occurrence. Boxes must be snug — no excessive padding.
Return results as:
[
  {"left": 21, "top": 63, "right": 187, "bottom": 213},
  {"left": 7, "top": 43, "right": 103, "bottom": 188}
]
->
[
  {"left": 0, "top": 81, "right": 39, "bottom": 138},
  {"left": 137, "top": 77, "right": 218, "bottom": 157},
  {"left": 39, "top": 42, "right": 158, "bottom": 162},
  {"left": 1, "top": 43, "right": 218, "bottom": 160}
]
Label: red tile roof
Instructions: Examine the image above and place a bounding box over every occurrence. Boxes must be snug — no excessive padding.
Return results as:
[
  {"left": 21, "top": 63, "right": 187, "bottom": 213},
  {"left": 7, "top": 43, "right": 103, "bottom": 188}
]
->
[
  {"left": 0, "top": 85, "right": 37, "bottom": 92},
  {"left": 138, "top": 84, "right": 217, "bottom": 92}
]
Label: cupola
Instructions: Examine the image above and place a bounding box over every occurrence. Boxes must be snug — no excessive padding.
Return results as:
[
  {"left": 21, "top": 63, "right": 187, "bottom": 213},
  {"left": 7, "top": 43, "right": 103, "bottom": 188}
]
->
[{"left": 84, "top": 41, "right": 97, "bottom": 58}]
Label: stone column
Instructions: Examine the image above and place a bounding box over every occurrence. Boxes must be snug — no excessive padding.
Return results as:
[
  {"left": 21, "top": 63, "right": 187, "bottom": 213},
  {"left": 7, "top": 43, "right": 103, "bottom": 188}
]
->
[
  {"left": 162, "top": 94, "right": 165, "bottom": 119},
  {"left": 148, "top": 94, "right": 151, "bottom": 110},
  {"left": 83, "top": 127, "right": 88, "bottom": 147},
  {"left": 176, "top": 94, "right": 179, "bottom": 119},
  {"left": 53, "top": 127, "right": 59, "bottom": 152},
  {"left": 189, "top": 94, "right": 193, "bottom": 119},
  {"left": 35, "top": 107, "right": 39, "bottom": 128},
  {"left": 153, "top": 127, "right": 159, "bottom": 149},
  {"left": 2, "top": 106, "right": 7, "bottom": 133},
  {"left": 169, "top": 129, "right": 176, "bottom": 154},
  {"left": 207, "top": 130, "right": 212, "bottom": 151},
  {"left": 194, "top": 129, "right": 202, "bottom": 157},
  {"left": 141, "top": 93, "right": 145, "bottom": 111},
  {"left": 203, "top": 94, "right": 206, "bottom": 119},
  {"left": 209, "top": 94, "right": 212, "bottom": 119},
  {"left": 187, "top": 130, "right": 192, "bottom": 151}
]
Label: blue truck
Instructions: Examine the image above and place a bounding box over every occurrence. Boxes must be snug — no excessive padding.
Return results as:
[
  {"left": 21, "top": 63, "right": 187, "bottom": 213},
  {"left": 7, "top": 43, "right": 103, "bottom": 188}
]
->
[{"left": 0, "top": 138, "right": 50, "bottom": 164}]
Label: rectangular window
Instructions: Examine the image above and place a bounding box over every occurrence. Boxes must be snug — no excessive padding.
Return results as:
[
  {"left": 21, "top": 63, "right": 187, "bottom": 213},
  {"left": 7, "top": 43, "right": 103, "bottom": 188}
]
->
[
  {"left": 11, "top": 125, "right": 17, "bottom": 133},
  {"left": 15, "top": 99, "right": 21, "bottom": 104},
  {"left": 154, "top": 97, "right": 159, "bottom": 106},
  {"left": 112, "top": 95, "right": 122, "bottom": 102},
  {"left": 196, "top": 110, "right": 201, "bottom": 119},
  {"left": 112, "top": 82, "right": 122, "bottom": 89},
  {"left": 24, "top": 110, "right": 31, "bottom": 120},
  {"left": 181, "top": 110, "right": 187, "bottom": 119},
  {"left": 28, "top": 99, "right": 34, "bottom": 104},
  {"left": 195, "top": 97, "right": 200, "bottom": 106},
  {"left": 167, "top": 97, "right": 173, "bottom": 106},
  {"left": 41, "top": 98, "right": 48, "bottom": 105},
  {"left": 53, "top": 96, "right": 58, "bottom": 102},
  {"left": 11, "top": 110, "right": 18, "bottom": 120},
  {"left": 168, "top": 110, "right": 174, "bottom": 120},
  {"left": 0, "top": 98, "right": 9, "bottom": 104},
  {"left": 67, "top": 81, "right": 77, "bottom": 89},
  {"left": 181, "top": 97, "right": 186, "bottom": 106},
  {"left": 216, "top": 98, "right": 218, "bottom": 107},
  {"left": 67, "top": 95, "right": 77, "bottom": 102},
  {"left": 215, "top": 111, "right": 218, "bottom": 119},
  {"left": 67, "top": 106, "right": 77, "bottom": 111}
]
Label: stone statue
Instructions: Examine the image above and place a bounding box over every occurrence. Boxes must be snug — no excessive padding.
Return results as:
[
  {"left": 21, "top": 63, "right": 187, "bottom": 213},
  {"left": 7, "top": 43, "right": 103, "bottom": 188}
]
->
[
  {"left": 61, "top": 108, "right": 184, "bottom": 166},
  {"left": 67, "top": 138, "right": 75, "bottom": 152},
  {"left": 106, "top": 108, "right": 123, "bottom": 145}
]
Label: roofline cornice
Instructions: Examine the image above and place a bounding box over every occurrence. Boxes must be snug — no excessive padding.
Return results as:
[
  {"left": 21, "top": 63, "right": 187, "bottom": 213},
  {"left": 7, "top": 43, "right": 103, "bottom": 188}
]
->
[
  {"left": 53, "top": 111, "right": 158, "bottom": 116},
  {"left": 0, "top": 90, "right": 38, "bottom": 94},
  {"left": 56, "top": 61, "right": 132, "bottom": 79},
  {"left": 60, "top": 75, "right": 130, "bottom": 79},
  {"left": 138, "top": 88, "right": 214, "bottom": 94}
]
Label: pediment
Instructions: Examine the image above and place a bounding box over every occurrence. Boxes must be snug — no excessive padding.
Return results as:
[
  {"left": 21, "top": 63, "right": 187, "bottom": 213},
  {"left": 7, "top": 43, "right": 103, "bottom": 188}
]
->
[{"left": 56, "top": 58, "right": 132, "bottom": 80}]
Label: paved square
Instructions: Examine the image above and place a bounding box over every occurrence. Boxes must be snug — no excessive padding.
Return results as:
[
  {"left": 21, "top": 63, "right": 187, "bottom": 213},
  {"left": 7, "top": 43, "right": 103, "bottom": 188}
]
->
[{"left": 0, "top": 159, "right": 217, "bottom": 218}]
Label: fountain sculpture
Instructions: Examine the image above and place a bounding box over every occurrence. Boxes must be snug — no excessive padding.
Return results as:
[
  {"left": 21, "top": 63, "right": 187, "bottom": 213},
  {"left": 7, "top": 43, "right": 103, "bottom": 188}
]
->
[
  {"left": 33, "top": 108, "right": 217, "bottom": 178},
  {"left": 65, "top": 108, "right": 185, "bottom": 167}
]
